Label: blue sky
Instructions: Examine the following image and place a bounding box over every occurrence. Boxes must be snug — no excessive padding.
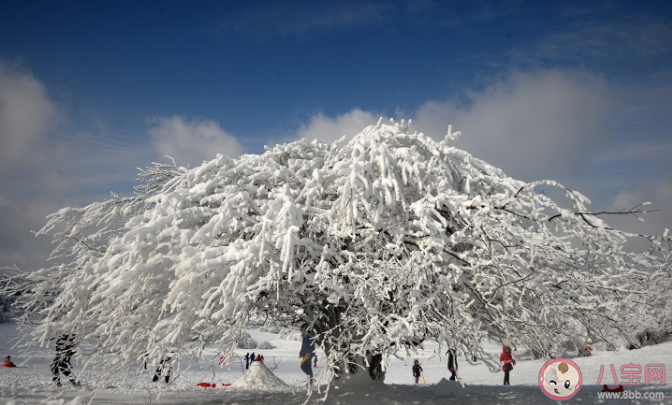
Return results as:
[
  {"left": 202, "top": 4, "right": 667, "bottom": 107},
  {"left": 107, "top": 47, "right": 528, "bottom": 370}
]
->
[{"left": 1, "top": 0, "right": 671, "bottom": 271}]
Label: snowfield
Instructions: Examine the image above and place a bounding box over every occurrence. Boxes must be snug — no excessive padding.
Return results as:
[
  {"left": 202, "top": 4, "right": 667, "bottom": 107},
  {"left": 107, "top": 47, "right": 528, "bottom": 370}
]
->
[{"left": 1, "top": 323, "right": 671, "bottom": 404}]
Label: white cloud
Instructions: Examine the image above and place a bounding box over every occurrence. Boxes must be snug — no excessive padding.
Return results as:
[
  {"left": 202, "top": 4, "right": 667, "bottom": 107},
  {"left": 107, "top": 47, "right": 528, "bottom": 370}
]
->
[
  {"left": 148, "top": 116, "right": 245, "bottom": 167},
  {"left": 593, "top": 140, "right": 672, "bottom": 162},
  {"left": 0, "top": 62, "right": 60, "bottom": 177},
  {"left": 605, "top": 171, "right": 672, "bottom": 251},
  {"left": 0, "top": 127, "right": 158, "bottom": 271},
  {"left": 211, "top": 1, "right": 391, "bottom": 38},
  {"left": 612, "top": 183, "right": 672, "bottom": 215},
  {"left": 0, "top": 195, "right": 59, "bottom": 272},
  {"left": 295, "top": 70, "right": 614, "bottom": 184},
  {"left": 500, "top": 17, "right": 672, "bottom": 67},
  {"left": 413, "top": 69, "right": 614, "bottom": 181},
  {"left": 296, "top": 108, "right": 379, "bottom": 145}
]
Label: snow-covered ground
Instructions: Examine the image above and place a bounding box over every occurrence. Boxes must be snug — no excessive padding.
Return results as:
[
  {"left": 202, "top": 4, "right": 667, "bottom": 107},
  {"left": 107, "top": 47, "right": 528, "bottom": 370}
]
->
[{"left": 1, "top": 323, "right": 671, "bottom": 404}]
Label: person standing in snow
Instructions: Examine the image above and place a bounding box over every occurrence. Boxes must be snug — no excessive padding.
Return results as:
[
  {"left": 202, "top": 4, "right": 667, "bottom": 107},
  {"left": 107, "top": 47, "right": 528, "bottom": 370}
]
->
[
  {"left": 412, "top": 359, "right": 423, "bottom": 384},
  {"left": 313, "top": 353, "right": 318, "bottom": 367},
  {"left": 140, "top": 351, "right": 149, "bottom": 369},
  {"left": 299, "top": 324, "right": 315, "bottom": 386},
  {"left": 51, "top": 335, "right": 78, "bottom": 387},
  {"left": 244, "top": 352, "right": 250, "bottom": 369},
  {"left": 579, "top": 341, "right": 592, "bottom": 357},
  {"left": 500, "top": 346, "right": 515, "bottom": 385},
  {"left": 152, "top": 356, "right": 172, "bottom": 383},
  {"left": 446, "top": 348, "right": 458, "bottom": 381},
  {"left": 250, "top": 352, "right": 256, "bottom": 363}
]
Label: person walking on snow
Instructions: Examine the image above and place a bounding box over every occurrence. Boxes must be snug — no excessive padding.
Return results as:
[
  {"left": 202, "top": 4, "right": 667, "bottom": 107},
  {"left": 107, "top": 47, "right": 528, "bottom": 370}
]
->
[
  {"left": 446, "top": 348, "right": 458, "bottom": 381},
  {"left": 244, "top": 353, "right": 250, "bottom": 369},
  {"left": 412, "top": 359, "right": 423, "bottom": 384},
  {"left": 313, "top": 353, "right": 318, "bottom": 367},
  {"left": 250, "top": 352, "right": 256, "bottom": 363},
  {"left": 299, "top": 324, "right": 315, "bottom": 386},
  {"left": 51, "top": 335, "right": 78, "bottom": 387},
  {"left": 500, "top": 346, "right": 515, "bottom": 385}
]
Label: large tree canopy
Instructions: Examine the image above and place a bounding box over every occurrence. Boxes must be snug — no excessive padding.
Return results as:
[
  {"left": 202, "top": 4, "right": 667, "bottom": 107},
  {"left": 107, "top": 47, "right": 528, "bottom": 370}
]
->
[{"left": 7, "top": 120, "right": 672, "bottom": 382}]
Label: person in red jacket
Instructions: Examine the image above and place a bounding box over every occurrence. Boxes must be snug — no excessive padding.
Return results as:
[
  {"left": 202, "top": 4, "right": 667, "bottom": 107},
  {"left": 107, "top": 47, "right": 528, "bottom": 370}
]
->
[
  {"left": 3, "top": 355, "right": 16, "bottom": 367},
  {"left": 500, "top": 346, "right": 515, "bottom": 385}
]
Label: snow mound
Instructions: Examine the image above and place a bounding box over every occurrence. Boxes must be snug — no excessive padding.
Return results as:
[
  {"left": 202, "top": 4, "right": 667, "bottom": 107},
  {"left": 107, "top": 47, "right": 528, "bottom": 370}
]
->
[
  {"left": 435, "top": 377, "right": 452, "bottom": 388},
  {"left": 230, "top": 361, "right": 290, "bottom": 391},
  {"left": 322, "top": 372, "right": 417, "bottom": 405},
  {"left": 431, "top": 377, "right": 462, "bottom": 394}
]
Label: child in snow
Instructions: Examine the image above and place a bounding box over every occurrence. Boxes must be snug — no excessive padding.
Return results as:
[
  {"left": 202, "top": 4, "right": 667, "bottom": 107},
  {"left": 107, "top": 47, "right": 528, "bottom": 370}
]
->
[
  {"left": 500, "top": 346, "right": 515, "bottom": 385},
  {"left": 412, "top": 359, "right": 423, "bottom": 384},
  {"left": 446, "top": 348, "right": 458, "bottom": 381},
  {"left": 579, "top": 341, "right": 592, "bottom": 357},
  {"left": 299, "top": 324, "right": 315, "bottom": 386},
  {"left": 3, "top": 356, "right": 16, "bottom": 367}
]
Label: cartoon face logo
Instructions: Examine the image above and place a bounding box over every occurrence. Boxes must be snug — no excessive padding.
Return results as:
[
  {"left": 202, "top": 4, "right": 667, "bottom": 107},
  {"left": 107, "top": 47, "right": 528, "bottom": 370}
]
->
[{"left": 538, "top": 358, "right": 582, "bottom": 400}]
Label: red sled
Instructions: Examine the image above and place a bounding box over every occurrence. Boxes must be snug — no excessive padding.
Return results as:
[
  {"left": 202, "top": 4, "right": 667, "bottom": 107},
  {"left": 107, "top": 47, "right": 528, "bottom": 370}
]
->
[
  {"left": 602, "top": 385, "right": 625, "bottom": 392},
  {"left": 2, "top": 364, "right": 16, "bottom": 368},
  {"left": 197, "top": 382, "right": 232, "bottom": 388}
]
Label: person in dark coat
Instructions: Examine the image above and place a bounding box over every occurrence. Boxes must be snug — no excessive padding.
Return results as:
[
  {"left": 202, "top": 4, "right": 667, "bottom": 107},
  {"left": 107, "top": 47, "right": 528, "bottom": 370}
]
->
[
  {"left": 299, "top": 324, "right": 315, "bottom": 386},
  {"left": 51, "top": 335, "right": 78, "bottom": 387},
  {"left": 446, "top": 348, "right": 458, "bottom": 381},
  {"left": 152, "top": 356, "right": 172, "bottom": 383},
  {"left": 250, "top": 352, "right": 256, "bottom": 362},
  {"left": 244, "top": 353, "right": 250, "bottom": 369},
  {"left": 412, "top": 359, "right": 423, "bottom": 384}
]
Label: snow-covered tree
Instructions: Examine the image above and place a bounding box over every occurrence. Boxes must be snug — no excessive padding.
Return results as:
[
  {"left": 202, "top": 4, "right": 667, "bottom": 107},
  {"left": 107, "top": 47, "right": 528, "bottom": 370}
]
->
[{"left": 5, "top": 119, "right": 671, "bottom": 384}]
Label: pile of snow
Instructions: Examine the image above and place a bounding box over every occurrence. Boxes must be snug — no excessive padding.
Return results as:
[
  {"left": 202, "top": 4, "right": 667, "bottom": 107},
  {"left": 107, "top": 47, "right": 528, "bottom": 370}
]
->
[
  {"left": 318, "top": 371, "right": 416, "bottom": 405},
  {"left": 230, "top": 361, "right": 290, "bottom": 391}
]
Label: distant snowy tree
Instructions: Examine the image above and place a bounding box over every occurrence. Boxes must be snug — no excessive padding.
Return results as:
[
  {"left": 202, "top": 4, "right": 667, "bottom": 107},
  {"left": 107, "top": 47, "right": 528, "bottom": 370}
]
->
[
  {"left": 4, "top": 119, "right": 671, "bottom": 385},
  {"left": 256, "top": 340, "right": 273, "bottom": 350},
  {"left": 237, "top": 333, "right": 258, "bottom": 350},
  {"left": 630, "top": 265, "right": 672, "bottom": 347},
  {"left": 0, "top": 268, "right": 29, "bottom": 323}
]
